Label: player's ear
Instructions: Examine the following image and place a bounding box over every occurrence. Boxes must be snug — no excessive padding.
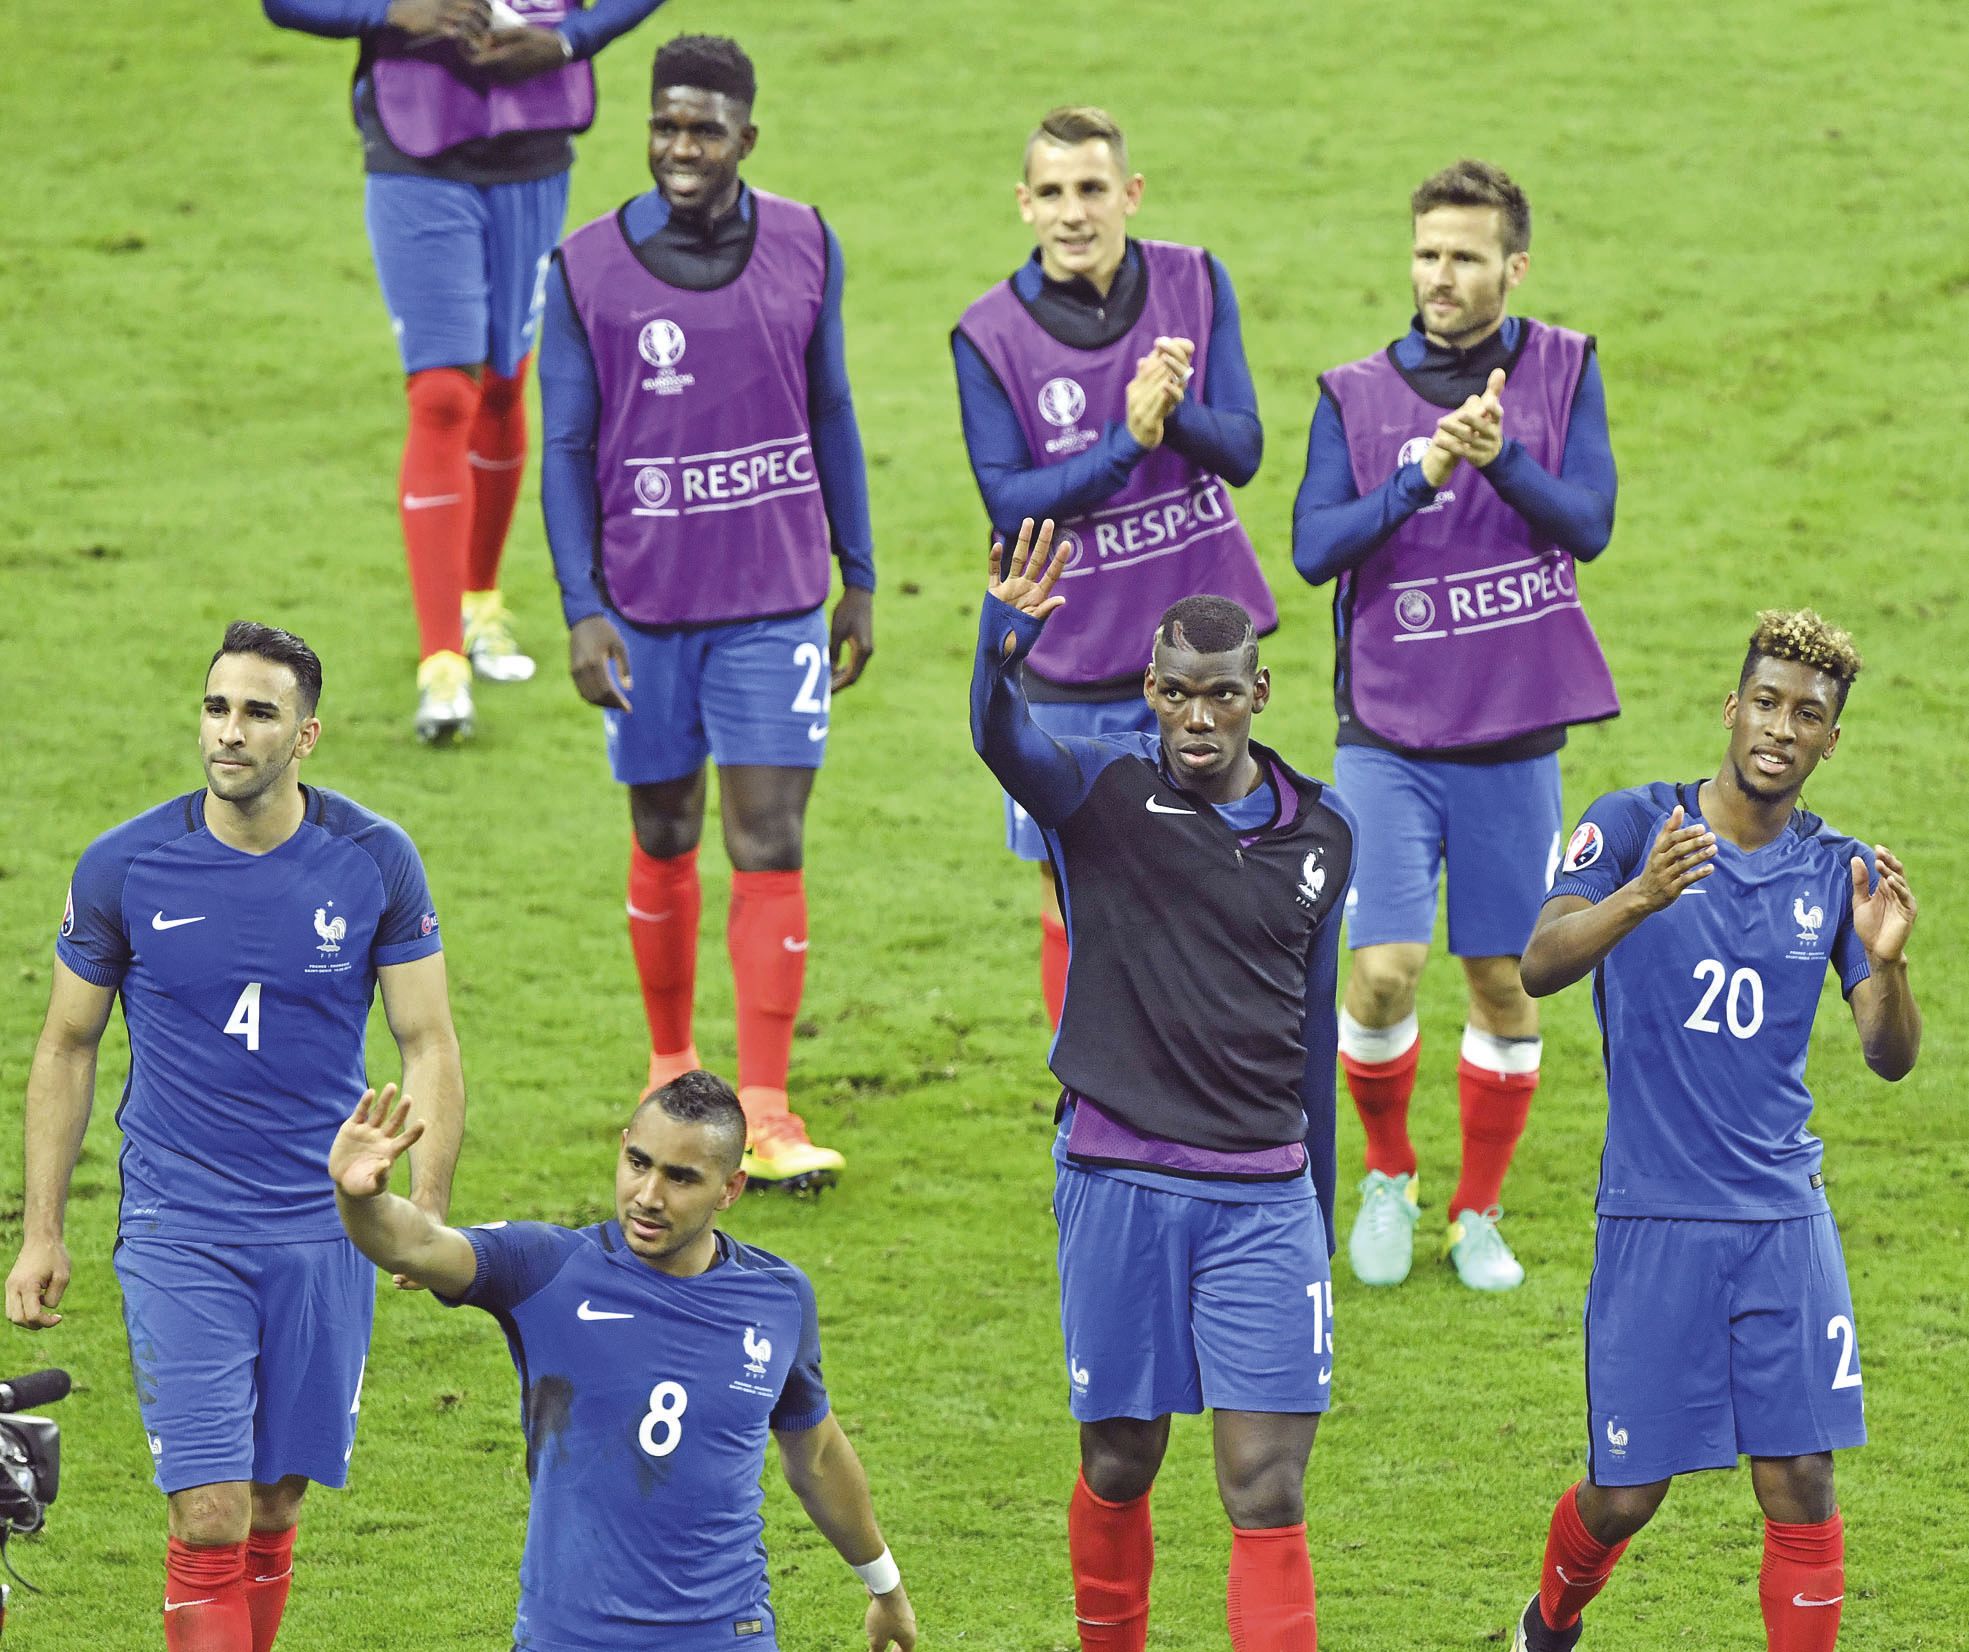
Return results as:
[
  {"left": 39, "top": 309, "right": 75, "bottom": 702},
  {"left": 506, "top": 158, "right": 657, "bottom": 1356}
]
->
[
  {"left": 1122, "top": 172, "right": 1145, "bottom": 215},
  {"left": 1016, "top": 181, "right": 1036, "bottom": 224},
  {"left": 1505, "top": 249, "right": 1529, "bottom": 290},
  {"left": 718, "top": 1169, "right": 747, "bottom": 1209},
  {"left": 737, "top": 121, "right": 758, "bottom": 160},
  {"left": 1824, "top": 722, "right": 1840, "bottom": 759},
  {"left": 295, "top": 716, "right": 322, "bottom": 760},
  {"left": 1722, "top": 691, "right": 1740, "bottom": 727},
  {"left": 1251, "top": 667, "right": 1271, "bottom": 714}
]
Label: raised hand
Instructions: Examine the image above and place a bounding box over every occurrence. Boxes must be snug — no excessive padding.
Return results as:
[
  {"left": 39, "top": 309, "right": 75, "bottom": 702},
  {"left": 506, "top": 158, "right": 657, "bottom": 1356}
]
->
[
  {"left": 1125, "top": 352, "right": 1181, "bottom": 448},
  {"left": 386, "top": 0, "right": 491, "bottom": 43},
  {"left": 1421, "top": 367, "right": 1505, "bottom": 485},
  {"left": 1851, "top": 846, "right": 1916, "bottom": 963},
  {"left": 1631, "top": 805, "right": 1715, "bottom": 912},
  {"left": 987, "top": 518, "right": 1069, "bottom": 657},
  {"left": 329, "top": 1085, "right": 426, "bottom": 1201},
  {"left": 465, "top": 24, "right": 570, "bottom": 82}
]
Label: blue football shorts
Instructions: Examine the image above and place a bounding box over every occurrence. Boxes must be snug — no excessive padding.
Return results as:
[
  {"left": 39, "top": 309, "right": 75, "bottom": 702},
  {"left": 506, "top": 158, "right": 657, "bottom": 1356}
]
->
[
  {"left": 116, "top": 1235, "right": 375, "bottom": 1493},
  {"left": 1054, "top": 1165, "right": 1333, "bottom": 1420},
  {"left": 1006, "top": 695, "right": 1155, "bottom": 860},
  {"left": 602, "top": 608, "right": 832, "bottom": 786},
  {"left": 1332, "top": 744, "right": 1563, "bottom": 956},
  {"left": 364, "top": 170, "right": 570, "bottom": 377},
  {"left": 1584, "top": 1213, "right": 1866, "bottom": 1486}
]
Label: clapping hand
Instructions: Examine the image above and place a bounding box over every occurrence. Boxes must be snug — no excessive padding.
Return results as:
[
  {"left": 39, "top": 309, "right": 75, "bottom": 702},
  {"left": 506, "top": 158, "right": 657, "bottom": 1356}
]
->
[
  {"left": 1851, "top": 846, "right": 1916, "bottom": 964},
  {"left": 987, "top": 518, "right": 1069, "bottom": 658},
  {"left": 1631, "top": 805, "right": 1715, "bottom": 912},
  {"left": 1422, "top": 367, "right": 1505, "bottom": 486},
  {"left": 329, "top": 1084, "right": 425, "bottom": 1201}
]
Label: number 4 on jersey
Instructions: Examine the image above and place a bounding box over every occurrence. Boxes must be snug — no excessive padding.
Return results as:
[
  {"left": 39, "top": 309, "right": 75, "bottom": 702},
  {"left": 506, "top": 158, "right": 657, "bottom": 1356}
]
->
[{"left": 224, "top": 982, "right": 263, "bottom": 1051}]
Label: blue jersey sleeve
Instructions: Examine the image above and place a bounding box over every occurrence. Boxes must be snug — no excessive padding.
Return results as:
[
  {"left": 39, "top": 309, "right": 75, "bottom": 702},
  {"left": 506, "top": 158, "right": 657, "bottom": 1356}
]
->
[
  {"left": 1549, "top": 788, "right": 1659, "bottom": 905},
  {"left": 1479, "top": 351, "right": 1617, "bottom": 560},
  {"left": 951, "top": 330, "right": 1152, "bottom": 534},
  {"left": 557, "top": 0, "right": 669, "bottom": 59},
  {"left": 969, "top": 597, "right": 1126, "bottom": 826},
  {"left": 538, "top": 255, "right": 609, "bottom": 627},
  {"left": 261, "top": 0, "right": 391, "bottom": 37},
  {"left": 445, "top": 1221, "right": 588, "bottom": 1314},
  {"left": 54, "top": 832, "right": 135, "bottom": 988},
  {"left": 1290, "top": 392, "right": 1440, "bottom": 586},
  {"left": 1832, "top": 840, "right": 1875, "bottom": 997},
  {"left": 807, "top": 221, "right": 875, "bottom": 593},
  {"left": 1157, "top": 255, "right": 1262, "bottom": 486},
  {"left": 1298, "top": 892, "right": 1344, "bottom": 1259},
  {"left": 353, "top": 818, "right": 443, "bottom": 965},
  {"left": 767, "top": 1266, "right": 830, "bottom": 1432}
]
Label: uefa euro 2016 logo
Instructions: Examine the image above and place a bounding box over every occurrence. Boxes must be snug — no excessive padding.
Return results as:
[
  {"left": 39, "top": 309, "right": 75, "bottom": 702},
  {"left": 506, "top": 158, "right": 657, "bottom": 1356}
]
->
[
  {"left": 1394, "top": 588, "right": 1436, "bottom": 631},
  {"left": 1037, "top": 377, "right": 1086, "bottom": 429},
  {"left": 1397, "top": 435, "right": 1433, "bottom": 469},
  {"left": 637, "top": 319, "right": 687, "bottom": 370},
  {"left": 633, "top": 466, "right": 673, "bottom": 510}
]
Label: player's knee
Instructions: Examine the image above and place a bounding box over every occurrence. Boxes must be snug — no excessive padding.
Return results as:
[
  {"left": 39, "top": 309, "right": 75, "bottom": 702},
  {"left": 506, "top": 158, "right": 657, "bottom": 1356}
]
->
[
  {"left": 1218, "top": 1461, "right": 1305, "bottom": 1530},
  {"left": 1579, "top": 1478, "right": 1669, "bottom": 1543},
  {"left": 168, "top": 1483, "right": 251, "bottom": 1546},
  {"left": 724, "top": 817, "right": 804, "bottom": 873},
  {"left": 1751, "top": 1454, "right": 1836, "bottom": 1523},
  {"left": 1465, "top": 956, "right": 1535, "bottom": 1022},
  {"left": 1080, "top": 1424, "right": 1164, "bottom": 1503},
  {"left": 250, "top": 1477, "right": 308, "bottom": 1534},
  {"left": 404, "top": 367, "right": 481, "bottom": 434},
  {"left": 633, "top": 817, "right": 702, "bottom": 860},
  {"left": 1349, "top": 947, "right": 1425, "bottom": 1018}
]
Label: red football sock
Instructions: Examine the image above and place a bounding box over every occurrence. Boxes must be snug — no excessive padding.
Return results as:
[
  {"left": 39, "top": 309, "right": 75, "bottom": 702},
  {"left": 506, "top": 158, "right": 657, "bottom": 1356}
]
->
[
  {"left": 1041, "top": 912, "right": 1070, "bottom": 1030},
  {"left": 1537, "top": 1482, "right": 1628, "bottom": 1631},
  {"left": 1449, "top": 1050, "right": 1538, "bottom": 1216},
  {"left": 164, "top": 1537, "right": 251, "bottom": 1652},
  {"left": 1227, "top": 1523, "right": 1317, "bottom": 1651},
  {"left": 729, "top": 869, "right": 806, "bottom": 1098},
  {"left": 1068, "top": 1471, "right": 1152, "bottom": 1652},
  {"left": 629, "top": 844, "right": 701, "bottom": 1066},
  {"left": 1341, "top": 1039, "right": 1420, "bottom": 1178},
  {"left": 399, "top": 367, "right": 480, "bottom": 660},
  {"left": 1760, "top": 1512, "right": 1844, "bottom": 1652},
  {"left": 465, "top": 356, "right": 529, "bottom": 591},
  {"left": 244, "top": 1526, "right": 296, "bottom": 1652}
]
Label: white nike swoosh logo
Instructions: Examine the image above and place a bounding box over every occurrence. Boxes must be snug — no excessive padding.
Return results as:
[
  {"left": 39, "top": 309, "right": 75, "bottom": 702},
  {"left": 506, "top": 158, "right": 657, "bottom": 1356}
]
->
[
  {"left": 625, "top": 902, "right": 672, "bottom": 922},
  {"left": 807, "top": 721, "right": 828, "bottom": 741},
  {"left": 254, "top": 1568, "right": 294, "bottom": 1584},
  {"left": 1793, "top": 1593, "right": 1843, "bottom": 1608},
  {"left": 783, "top": 938, "right": 809, "bottom": 952},
  {"left": 1145, "top": 798, "right": 1195, "bottom": 815},
  {"left": 151, "top": 912, "right": 206, "bottom": 930},
  {"left": 402, "top": 492, "right": 463, "bottom": 510},
  {"left": 1317, "top": 1364, "right": 1332, "bottom": 1384},
  {"left": 576, "top": 1300, "right": 634, "bottom": 1321},
  {"left": 164, "top": 1598, "right": 216, "bottom": 1612},
  {"left": 1555, "top": 1565, "right": 1573, "bottom": 1585}
]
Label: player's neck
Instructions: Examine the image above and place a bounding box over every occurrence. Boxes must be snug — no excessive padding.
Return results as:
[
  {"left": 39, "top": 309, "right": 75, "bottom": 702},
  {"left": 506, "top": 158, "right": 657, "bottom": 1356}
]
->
[
  {"left": 1699, "top": 771, "right": 1793, "bottom": 852},
  {"left": 1421, "top": 310, "right": 1509, "bottom": 353},
  {"left": 639, "top": 1226, "right": 722, "bottom": 1279},
  {"left": 205, "top": 780, "right": 306, "bottom": 855},
  {"left": 1185, "top": 750, "right": 1264, "bottom": 807}
]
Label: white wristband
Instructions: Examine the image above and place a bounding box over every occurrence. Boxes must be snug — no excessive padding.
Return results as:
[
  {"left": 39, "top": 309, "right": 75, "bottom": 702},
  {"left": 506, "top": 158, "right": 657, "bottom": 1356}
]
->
[{"left": 851, "top": 1547, "right": 901, "bottom": 1595}]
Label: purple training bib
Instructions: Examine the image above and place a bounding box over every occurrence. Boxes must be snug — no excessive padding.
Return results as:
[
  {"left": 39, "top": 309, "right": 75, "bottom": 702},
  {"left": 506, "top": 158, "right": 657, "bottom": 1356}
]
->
[
  {"left": 560, "top": 191, "right": 832, "bottom": 628},
  {"left": 1321, "top": 320, "right": 1619, "bottom": 749},
  {"left": 957, "top": 241, "right": 1276, "bottom": 685},
  {"left": 371, "top": 0, "right": 595, "bottom": 160}
]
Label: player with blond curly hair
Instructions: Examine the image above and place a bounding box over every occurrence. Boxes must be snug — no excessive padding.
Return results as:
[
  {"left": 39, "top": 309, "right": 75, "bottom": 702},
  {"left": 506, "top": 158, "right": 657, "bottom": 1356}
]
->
[{"left": 1507, "top": 609, "right": 1921, "bottom": 1652}]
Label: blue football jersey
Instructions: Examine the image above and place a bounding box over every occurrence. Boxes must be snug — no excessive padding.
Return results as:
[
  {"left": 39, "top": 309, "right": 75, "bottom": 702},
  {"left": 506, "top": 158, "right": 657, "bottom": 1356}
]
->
[
  {"left": 1552, "top": 781, "right": 1873, "bottom": 1219},
  {"left": 449, "top": 1220, "right": 830, "bottom": 1652},
  {"left": 55, "top": 787, "right": 441, "bottom": 1242}
]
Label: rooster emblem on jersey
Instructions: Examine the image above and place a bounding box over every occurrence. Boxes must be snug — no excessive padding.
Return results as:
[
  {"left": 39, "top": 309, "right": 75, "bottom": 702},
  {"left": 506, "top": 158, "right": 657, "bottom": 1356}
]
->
[
  {"left": 1297, "top": 850, "right": 1326, "bottom": 907},
  {"left": 743, "top": 1326, "right": 772, "bottom": 1378},
  {"left": 1793, "top": 894, "right": 1824, "bottom": 946},
  {"left": 314, "top": 905, "right": 347, "bottom": 955}
]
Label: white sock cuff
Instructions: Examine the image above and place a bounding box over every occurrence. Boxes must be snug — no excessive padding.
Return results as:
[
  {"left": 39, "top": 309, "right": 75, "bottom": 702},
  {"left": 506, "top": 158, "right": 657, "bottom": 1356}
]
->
[
  {"left": 1461, "top": 1024, "right": 1541, "bottom": 1076},
  {"left": 1338, "top": 1010, "right": 1419, "bottom": 1065}
]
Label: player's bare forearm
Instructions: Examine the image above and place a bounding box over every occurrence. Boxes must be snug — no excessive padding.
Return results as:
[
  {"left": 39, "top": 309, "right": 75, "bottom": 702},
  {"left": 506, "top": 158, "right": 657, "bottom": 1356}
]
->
[
  {"left": 20, "top": 1040, "right": 97, "bottom": 1240},
  {"left": 1519, "top": 889, "right": 1654, "bottom": 997},
  {"left": 379, "top": 954, "right": 466, "bottom": 1218},
  {"left": 335, "top": 1186, "right": 477, "bottom": 1296},
  {"left": 1852, "top": 959, "right": 1921, "bottom": 1081},
  {"left": 777, "top": 1414, "right": 888, "bottom": 1565}
]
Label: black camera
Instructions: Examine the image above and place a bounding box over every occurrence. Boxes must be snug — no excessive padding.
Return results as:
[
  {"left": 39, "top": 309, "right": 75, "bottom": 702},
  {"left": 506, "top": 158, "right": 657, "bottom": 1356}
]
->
[{"left": 0, "top": 1368, "right": 70, "bottom": 1631}]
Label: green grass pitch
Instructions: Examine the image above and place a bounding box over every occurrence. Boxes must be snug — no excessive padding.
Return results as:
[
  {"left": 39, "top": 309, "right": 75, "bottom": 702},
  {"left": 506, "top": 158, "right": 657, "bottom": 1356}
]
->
[{"left": 3, "top": 0, "right": 1966, "bottom": 1646}]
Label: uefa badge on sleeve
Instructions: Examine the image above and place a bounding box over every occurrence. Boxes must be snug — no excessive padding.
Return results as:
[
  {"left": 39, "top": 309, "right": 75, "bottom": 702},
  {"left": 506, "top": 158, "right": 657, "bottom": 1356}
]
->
[{"left": 1562, "top": 821, "right": 1604, "bottom": 873}]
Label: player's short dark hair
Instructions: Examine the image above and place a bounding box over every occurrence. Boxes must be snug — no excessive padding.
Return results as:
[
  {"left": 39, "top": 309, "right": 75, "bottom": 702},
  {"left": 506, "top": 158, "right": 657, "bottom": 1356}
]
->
[
  {"left": 651, "top": 35, "right": 756, "bottom": 109},
  {"left": 1154, "top": 595, "right": 1258, "bottom": 673},
  {"left": 1025, "top": 105, "right": 1129, "bottom": 176},
  {"left": 1411, "top": 158, "right": 1531, "bottom": 258},
  {"left": 1739, "top": 608, "right": 1863, "bottom": 714},
  {"left": 633, "top": 1069, "right": 747, "bottom": 1174},
  {"left": 209, "top": 621, "right": 323, "bottom": 717}
]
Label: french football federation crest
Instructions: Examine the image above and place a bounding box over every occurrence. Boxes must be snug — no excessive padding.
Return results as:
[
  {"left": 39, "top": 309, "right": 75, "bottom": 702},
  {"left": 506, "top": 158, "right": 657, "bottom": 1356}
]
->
[
  {"left": 743, "top": 1326, "right": 772, "bottom": 1377},
  {"left": 1563, "top": 821, "right": 1604, "bottom": 872},
  {"left": 1793, "top": 893, "right": 1824, "bottom": 945},
  {"left": 1298, "top": 850, "right": 1326, "bottom": 904},
  {"left": 314, "top": 902, "right": 347, "bottom": 955}
]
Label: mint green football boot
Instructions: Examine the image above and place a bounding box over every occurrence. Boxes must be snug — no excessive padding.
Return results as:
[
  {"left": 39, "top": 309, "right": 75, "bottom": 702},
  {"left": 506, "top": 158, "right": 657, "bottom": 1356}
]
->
[{"left": 1347, "top": 1170, "right": 1421, "bottom": 1286}]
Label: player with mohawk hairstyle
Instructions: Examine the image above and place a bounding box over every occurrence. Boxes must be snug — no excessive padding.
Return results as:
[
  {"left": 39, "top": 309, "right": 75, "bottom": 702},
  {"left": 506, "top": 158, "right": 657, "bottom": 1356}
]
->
[{"left": 1508, "top": 609, "right": 1919, "bottom": 1652}]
